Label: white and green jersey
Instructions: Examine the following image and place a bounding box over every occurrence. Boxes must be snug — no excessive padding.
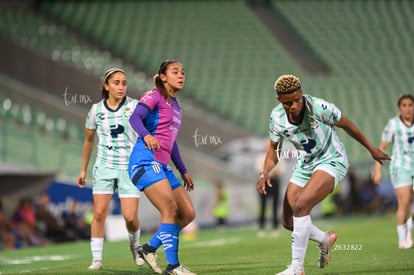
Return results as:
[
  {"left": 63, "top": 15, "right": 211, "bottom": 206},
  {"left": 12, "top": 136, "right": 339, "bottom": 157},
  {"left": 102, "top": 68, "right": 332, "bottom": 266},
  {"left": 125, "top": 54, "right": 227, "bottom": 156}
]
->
[
  {"left": 85, "top": 96, "right": 138, "bottom": 169},
  {"left": 381, "top": 115, "right": 414, "bottom": 170},
  {"left": 269, "top": 94, "right": 346, "bottom": 169}
]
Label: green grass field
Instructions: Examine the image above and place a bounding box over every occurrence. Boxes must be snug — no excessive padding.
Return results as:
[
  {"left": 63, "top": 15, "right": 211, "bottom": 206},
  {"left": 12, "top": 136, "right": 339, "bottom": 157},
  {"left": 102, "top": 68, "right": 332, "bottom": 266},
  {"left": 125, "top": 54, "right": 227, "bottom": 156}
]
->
[{"left": 1, "top": 214, "right": 413, "bottom": 274}]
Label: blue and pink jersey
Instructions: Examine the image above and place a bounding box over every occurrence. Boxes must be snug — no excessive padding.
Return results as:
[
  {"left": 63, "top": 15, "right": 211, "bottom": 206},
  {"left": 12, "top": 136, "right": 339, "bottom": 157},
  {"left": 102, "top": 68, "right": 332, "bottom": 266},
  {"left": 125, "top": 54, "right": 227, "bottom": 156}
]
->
[{"left": 129, "top": 88, "right": 183, "bottom": 166}]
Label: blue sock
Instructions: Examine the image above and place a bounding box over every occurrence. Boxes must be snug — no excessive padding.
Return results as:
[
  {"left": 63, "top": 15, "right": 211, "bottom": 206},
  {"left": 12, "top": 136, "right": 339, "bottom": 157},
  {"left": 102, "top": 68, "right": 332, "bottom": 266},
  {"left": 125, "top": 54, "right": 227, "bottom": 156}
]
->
[
  {"left": 147, "top": 231, "right": 163, "bottom": 250},
  {"left": 147, "top": 224, "right": 183, "bottom": 251},
  {"left": 176, "top": 225, "right": 183, "bottom": 234},
  {"left": 158, "top": 223, "right": 179, "bottom": 265}
]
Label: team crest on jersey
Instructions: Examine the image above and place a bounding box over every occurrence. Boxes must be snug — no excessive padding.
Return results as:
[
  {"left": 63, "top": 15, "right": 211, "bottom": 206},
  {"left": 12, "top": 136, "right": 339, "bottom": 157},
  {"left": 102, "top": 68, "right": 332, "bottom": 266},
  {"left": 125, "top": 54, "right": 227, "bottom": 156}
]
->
[
  {"left": 124, "top": 106, "right": 133, "bottom": 117},
  {"left": 309, "top": 116, "right": 319, "bottom": 129}
]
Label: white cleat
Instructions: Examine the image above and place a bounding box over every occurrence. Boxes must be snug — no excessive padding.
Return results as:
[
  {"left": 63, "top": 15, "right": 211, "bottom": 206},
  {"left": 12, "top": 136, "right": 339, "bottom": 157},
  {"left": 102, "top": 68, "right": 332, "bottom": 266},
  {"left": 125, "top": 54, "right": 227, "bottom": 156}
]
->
[
  {"left": 131, "top": 245, "right": 145, "bottom": 266},
  {"left": 399, "top": 240, "right": 412, "bottom": 249},
  {"left": 275, "top": 264, "right": 305, "bottom": 275},
  {"left": 406, "top": 230, "right": 413, "bottom": 248},
  {"left": 138, "top": 246, "right": 162, "bottom": 274},
  {"left": 87, "top": 260, "right": 102, "bottom": 270},
  {"left": 165, "top": 265, "right": 197, "bottom": 275},
  {"left": 318, "top": 231, "right": 338, "bottom": 268}
]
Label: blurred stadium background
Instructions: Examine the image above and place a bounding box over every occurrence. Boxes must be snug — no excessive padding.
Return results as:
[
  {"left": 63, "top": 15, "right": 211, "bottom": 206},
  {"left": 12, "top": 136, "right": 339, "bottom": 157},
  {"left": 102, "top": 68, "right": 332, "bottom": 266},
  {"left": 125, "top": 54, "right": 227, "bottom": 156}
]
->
[{"left": 1, "top": 0, "right": 413, "bottom": 246}]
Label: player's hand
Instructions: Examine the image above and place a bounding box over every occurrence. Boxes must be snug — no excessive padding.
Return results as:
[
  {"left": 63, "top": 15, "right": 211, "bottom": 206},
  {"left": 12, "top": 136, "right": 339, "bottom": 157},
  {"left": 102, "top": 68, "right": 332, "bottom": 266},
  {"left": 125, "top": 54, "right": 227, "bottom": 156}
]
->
[
  {"left": 143, "top": 135, "right": 160, "bottom": 150},
  {"left": 181, "top": 173, "right": 194, "bottom": 192},
  {"left": 371, "top": 170, "right": 381, "bottom": 185},
  {"left": 77, "top": 171, "right": 87, "bottom": 188},
  {"left": 257, "top": 173, "right": 272, "bottom": 195},
  {"left": 371, "top": 147, "right": 391, "bottom": 165}
]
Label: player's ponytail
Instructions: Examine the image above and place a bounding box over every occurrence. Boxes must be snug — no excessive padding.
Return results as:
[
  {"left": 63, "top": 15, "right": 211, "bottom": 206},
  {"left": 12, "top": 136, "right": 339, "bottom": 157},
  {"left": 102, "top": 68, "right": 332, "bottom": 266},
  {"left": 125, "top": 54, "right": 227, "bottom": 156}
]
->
[{"left": 154, "top": 59, "right": 177, "bottom": 100}]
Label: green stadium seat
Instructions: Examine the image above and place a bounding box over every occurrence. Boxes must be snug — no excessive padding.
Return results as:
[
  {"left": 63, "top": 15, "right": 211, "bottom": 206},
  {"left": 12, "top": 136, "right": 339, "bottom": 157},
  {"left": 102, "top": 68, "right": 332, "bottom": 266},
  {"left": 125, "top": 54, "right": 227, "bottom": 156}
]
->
[{"left": 1, "top": 1, "right": 413, "bottom": 166}]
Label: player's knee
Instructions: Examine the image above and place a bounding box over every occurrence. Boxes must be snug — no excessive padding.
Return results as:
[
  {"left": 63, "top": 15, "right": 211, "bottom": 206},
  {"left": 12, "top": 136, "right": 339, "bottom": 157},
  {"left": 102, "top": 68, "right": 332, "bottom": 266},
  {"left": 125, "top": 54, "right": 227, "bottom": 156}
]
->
[
  {"left": 123, "top": 215, "right": 138, "bottom": 227},
  {"left": 187, "top": 207, "right": 196, "bottom": 221},
  {"left": 180, "top": 208, "right": 196, "bottom": 227},
  {"left": 162, "top": 201, "right": 179, "bottom": 220},
  {"left": 93, "top": 209, "right": 108, "bottom": 223},
  {"left": 292, "top": 200, "right": 311, "bottom": 216}
]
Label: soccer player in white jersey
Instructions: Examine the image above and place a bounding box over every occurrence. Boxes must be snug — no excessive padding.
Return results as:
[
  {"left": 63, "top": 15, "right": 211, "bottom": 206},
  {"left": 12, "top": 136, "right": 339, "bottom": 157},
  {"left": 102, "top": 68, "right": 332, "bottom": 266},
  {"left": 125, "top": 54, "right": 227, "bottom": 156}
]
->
[
  {"left": 77, "top": 68, "right": 145, "bottom": 270},
  {"left": 372, "top": 94, "right": 414, "bottom": 249},
  {"left": 257, "top": 74, "right": 390, "bottom": 275}
]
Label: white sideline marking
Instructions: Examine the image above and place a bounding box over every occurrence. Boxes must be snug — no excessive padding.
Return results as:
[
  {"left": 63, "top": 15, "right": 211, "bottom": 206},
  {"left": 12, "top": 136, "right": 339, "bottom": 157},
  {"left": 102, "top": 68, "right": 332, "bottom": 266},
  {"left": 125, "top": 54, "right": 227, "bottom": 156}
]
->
[
  {"left": 0, "top": 254, "right": 73, "bottom": 273},
  {"left": 0, "top": 254, "right": 72, "bottom": 265},
  {"left": 20, "top": 266, "right": 55, "bottom": 273}
]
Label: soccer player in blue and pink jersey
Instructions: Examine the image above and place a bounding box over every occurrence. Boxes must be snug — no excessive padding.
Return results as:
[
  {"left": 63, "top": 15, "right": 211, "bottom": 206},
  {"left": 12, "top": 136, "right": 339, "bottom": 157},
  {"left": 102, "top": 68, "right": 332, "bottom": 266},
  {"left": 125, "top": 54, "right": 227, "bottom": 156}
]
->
[
  {"left": 128, "top": 60, "right": 196, "bottom": 275},
  {"left": 257, "top": 74, "right": 390, "bottom": 275},
  {"left": 372, "top": 94, "right": 414, "bottom": 249}
]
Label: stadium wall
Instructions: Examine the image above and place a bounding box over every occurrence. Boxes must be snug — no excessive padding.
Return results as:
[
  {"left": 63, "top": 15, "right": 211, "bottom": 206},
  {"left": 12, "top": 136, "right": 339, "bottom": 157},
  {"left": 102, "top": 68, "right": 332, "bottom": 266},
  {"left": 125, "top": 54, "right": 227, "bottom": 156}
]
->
[{"left": 0, "top": 34, "right": 102, "bottom": 106}]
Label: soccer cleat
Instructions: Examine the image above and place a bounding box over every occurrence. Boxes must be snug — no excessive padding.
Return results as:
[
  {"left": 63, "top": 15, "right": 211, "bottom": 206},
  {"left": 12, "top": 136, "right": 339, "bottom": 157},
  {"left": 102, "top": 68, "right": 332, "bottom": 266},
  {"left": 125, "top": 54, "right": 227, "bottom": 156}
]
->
[
  {"left": 406, "top": 230, "right": 413, "bottom": 248},
  {"left": 275, "top": 264, "right": 305, "bottom": 275},
  {"left": 137, "top": 246, "right": 162, "bottom": 274},
  {"left": 131, "top": 245, "right": 145, "bottom": 266},
  {"left": 318, "top": 231, "right": 338, "bottom": 268},
  {"left": 257, "top": 229, "right": 266, "bottom": 238},
  {"left": 164, "top": 265, "right": 196, "bottom": 275},
  {"left": 87, "top": 260, "right": 102, "bottom": 270},
  {"left": 398, "top": 240, "right": 412, "bottom": 249},
  {"left": 270, "top": 229, "right": 280, "bottom": 237}
]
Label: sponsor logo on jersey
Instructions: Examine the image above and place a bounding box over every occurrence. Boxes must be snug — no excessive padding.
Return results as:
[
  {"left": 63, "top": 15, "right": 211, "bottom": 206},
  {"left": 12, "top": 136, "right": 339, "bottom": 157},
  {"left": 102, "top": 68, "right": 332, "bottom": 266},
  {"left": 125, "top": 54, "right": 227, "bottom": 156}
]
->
[
  {"left": 110, "top": 124, "right": 125, "bottom": 138},
  {"left": 151, "top": 162, "right": 161, "bottom": 173}
]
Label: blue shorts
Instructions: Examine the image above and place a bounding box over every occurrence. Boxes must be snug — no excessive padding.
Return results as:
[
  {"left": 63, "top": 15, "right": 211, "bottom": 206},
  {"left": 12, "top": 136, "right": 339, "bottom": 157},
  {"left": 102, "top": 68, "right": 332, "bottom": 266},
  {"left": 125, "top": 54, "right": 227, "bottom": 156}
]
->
[
  {"left": 290, "top": 157, "right": 349, "bottom": 188},
  {"left": 129, "top": 160, "right": 181, "bottom": 191},
  {"left": 390, "top": 167, "right": 414, "bottom": 189}
]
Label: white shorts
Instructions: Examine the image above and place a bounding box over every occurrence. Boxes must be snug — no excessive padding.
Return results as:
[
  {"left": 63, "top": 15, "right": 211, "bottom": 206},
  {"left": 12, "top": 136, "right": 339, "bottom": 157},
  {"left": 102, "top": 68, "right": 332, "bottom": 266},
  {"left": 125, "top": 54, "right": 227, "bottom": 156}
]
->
[{"left": 92, "top": 165, "right": 140, "bottom": 198}]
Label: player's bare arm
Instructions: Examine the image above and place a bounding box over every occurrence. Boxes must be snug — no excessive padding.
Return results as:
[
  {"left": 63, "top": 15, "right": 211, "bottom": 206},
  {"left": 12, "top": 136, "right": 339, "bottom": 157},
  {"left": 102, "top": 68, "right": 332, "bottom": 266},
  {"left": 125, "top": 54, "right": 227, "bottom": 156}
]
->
[
  {"left": 335, "top": 115, "right": 390, "bottom": 165},
  {"left": 372, "top": 141, "right": 391, "bottom": 184},
  {"left": 78, "top": 129, "right": 95, "bottom": 187},
  {"left": 257, "top": 140, "right": 280, "bottom": 195}
]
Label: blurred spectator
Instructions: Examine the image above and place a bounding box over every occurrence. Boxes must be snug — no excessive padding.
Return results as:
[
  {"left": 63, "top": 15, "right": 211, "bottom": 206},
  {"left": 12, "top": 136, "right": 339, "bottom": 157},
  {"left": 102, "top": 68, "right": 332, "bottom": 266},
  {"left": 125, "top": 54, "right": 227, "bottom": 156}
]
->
[
  {"left": 61, "top": 200, "right": 90, "bottom": 240},
  {"left": 357, "top": 175, "right": 378, "bottom": 212},
  {"left": 0, "top": 209, "right": 16, "bottom": 250},
  {"left": 83, "top": 206, "right": 94, "bottom": 227},
  {"left": 375, "top": 178, "right": 397, "bottom": 214},
  {"left": 212, "top": 181, "right": 230, "bottom": 227},
  {"left": 320, "top": 185, "right": 341, "bottom": 217},
  {"left": 182, "top": 220, "right": 199, "bottom": 241},
  {"left": 336, "top": 168, "right": 364, "bottom": 214},
  {"left": 12, "top": 197, "right": 46, "bottom": 248},
  {"left": 35, "top": 193, "right": 76, "bottom": 243},
  {"left": 0, "top": 196, "right": 16, "bottom": 250},
  {"left": 335, "top": 168, "right": 395, "bottom": 215}
]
